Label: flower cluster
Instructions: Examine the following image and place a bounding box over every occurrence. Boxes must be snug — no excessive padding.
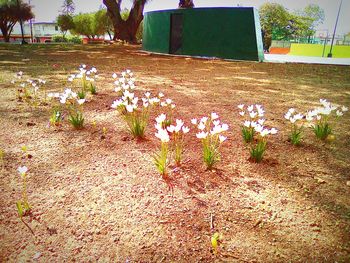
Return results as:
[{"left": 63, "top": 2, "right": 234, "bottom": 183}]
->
[
  {"left": 48, "top": 88, "right": 86, "bottom": 129},
  {"left": 155, "top": 114, "right": 190, "bottom": 166},
  {"left": 306, "top": 99, "right": 348, "bottom": 140},
  {"left": 111, "top": 89, "right": 158, "bottom": 138},
  {"left": 192, "top": 113, "right": 228, "bottom": 170},
  {"left": 238, "top": 104, "right": 277, "bottom": 162},
  {"left": 153, "top": 114, "right": 190, "bottom": 177},
  {"left": 284, "top": 108, "right": 304, "bottom": 145},
  {"left": 11, "top": 72, "right": 47, "bottom": 105},
  {"left": 68, "top": 64, "right": 98, "bottom": 97},
  {"left": 238, "top": 104, "right": 265, "bottom": 143},
  {"left": 112, "top": 69, "right": 136, "bottom": 95}
]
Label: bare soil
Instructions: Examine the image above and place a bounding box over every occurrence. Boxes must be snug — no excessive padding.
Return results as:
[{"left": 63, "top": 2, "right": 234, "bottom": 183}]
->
[{"left": 0, "top": 44, "right": 350, "bottom": 262}]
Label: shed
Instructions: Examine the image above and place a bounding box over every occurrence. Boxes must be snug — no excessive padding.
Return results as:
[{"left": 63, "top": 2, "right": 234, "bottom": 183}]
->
[{"left": 142, "top": 7, "right": 264, "bottom": 61}]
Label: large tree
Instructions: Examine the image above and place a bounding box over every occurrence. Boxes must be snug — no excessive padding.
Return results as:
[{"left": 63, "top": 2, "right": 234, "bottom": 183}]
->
[
  {"left": 0, "top": 0, "right": 34, "bottom": 42},
  {"left": 94, "top": 8, "right": 114, "bottom": 40},
  {"left": 295, "top": 4, "right": 325, "bottom": 41},
  {"left": 259, "top": 3, "right": 290, "bottom": 50},
  {"left": 71, "top": 12, "right": 109, "bottom": 39},
  {"left": 103, "top": 0, "right": 148, "bottom": 43},
  {"left": 179, "top": 0, "right": 194, "bottom": 8},
  {"left": 57, "top": 14, "right": 74, "bottom": 37}
]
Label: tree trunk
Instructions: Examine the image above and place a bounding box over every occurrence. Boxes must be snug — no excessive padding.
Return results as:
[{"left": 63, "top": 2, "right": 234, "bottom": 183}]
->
[
  {"left": 179, "top": 0, "right": 194, "bottom": 8},
  {"left": 103, "top": 0, "right": 146, "bottom": 43},
  {"left": 107, "top": 30, "right": 113, "bottom": 40},
  {"left": 0, "top": 28, "right": 10, "bottom": 42},
  {"left": 0, "top": 22, "right": 15, "bottom": 42}
]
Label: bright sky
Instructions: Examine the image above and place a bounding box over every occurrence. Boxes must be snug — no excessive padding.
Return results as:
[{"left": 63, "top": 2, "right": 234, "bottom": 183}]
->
[{"left": 28, "top": 0, "right": 349, "bottom": 35}]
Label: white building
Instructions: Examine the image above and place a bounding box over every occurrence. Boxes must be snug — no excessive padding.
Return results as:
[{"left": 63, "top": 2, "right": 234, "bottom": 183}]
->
[{"left": 1, "top": 21, "right": 61, "bottom": 43}]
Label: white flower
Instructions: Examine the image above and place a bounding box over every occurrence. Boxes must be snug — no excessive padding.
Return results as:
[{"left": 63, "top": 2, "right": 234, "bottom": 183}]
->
[
  {"left": 219, "top": 135, "right": 227, "bottom": 143},
  {"left": 284, "top": 112, "right": 291, "bottom": 120},
  {"left": 18, "top": 166, "right": 28, "bottom": 175},
  {"left": 175, "top": 119, "right": 184, "bottom": 128},
  {"left": 196, "top": 131, "right": 208, "bottom": 139},
  {"left": 198, "top": 122, "right": 206, "bottom": 130},
  {"left": 112, "top": 73, "right": 117, "bottom": 79},
  {"left": 270, "top": 128, "right": 278, "bottom": 134},
  {"left": 111, "top": 99, "right": 122, "bottom": 108},
  {"left": 11, "top": 80, "right": 15, "bottom": 84},
  {"left": 238, "top": 104, "right": 244, "bottom": 110},
  {"left": 149, "top": 97, "right": 160, "bottom": 104},
  {"left": 77, "top": 99, "right": 85, "bottom": 105},
  {"left": 319, "top": 107, "right": 331, "bottom": 115},
  {"left": 126, "top": 104, "right": 134, "bottom": 113},
  {"left": 167, "top": 125, "right": 176, "bottom": 133},
  {"left": 182, "top": 126, "right": 190, "bottom": 133},
  {"left": 158, "top": 92, "right": 164, "bottom": 98},
  {"left": 243, "top": 120, "right": 251, "bottom": 127},
  {"left": 200, "top": 116, "right": 208, "bottom": 123},
  {"left": 288, "top": 108, "right": 295, "bottom": 114},
  {"left": 257, "top": 119, "right": 265, "bottom": 126},
  {"left": 210, "top": 125, "right": 222, "bottom": 135},
  {"left": 211, "top": 112, "right": 219, "bottom": 120},
  {"left": 254, "top": 124, "right": 263, "bottom": 133},
  {"left": 247, "top": 105, "right": 254, "bottom": 112},
  {"left": 20, "top": 83, "right": 25, "bottom": 88},
  {"left": 316, "top": 115, "right": 321, "bottom": 120},
  {"left": 114, "top": 87, "right": 121, "bottom": 92},
  {"left": 306, "top": 114, "right": 313, "bottom": 122},
  {"left": 191, "top": 118, "right": 197, "bottom": 125},
  {"left": 221, "top": 123, "right": 229, "bottom": 131},
  {"left": 239, "top": 111, "right": 245, "bottom": 116},
  {"left": 249, "top": 111, "right": 257, "bottom": 118},
  {"left": 155, "top": 128, "right": 170, "bottom": 142},
  {"left": 171, "top": 104, "right": 176, "bottom": 109},
  {"left": 59, "top": 96, "right": 67, "bottom": 104},
  {"left": 341, "top": 106, "right": 348, "bottom": 112},
  {"left": 257, "top": 108, "right": 265, "bottom": 117},
  {"left": 290, "top": 117, "right": 296, "bottom": 124},
  {"left": 145, "top": 92, "right": 151, "bottom": 98},
  {"left": 260, "top": 129, "right": 270, "bottom": 137},
  {"left": 213, "top": 120, "right": 220, "bottom": 126},
  {"left": 166, "top": 98, "right": 172, "bottom": 105},
  {"left": 81, "top": 64, "right": 86, "bottom": 69},
  {"left": 320, "top": 99, "right": 329, "bottom": 107},
  {"left": 294, "top": 113, "right": 304, "bottom": 120},
  {"left": 91, "top": 67, "right": 97, "bottom": 73},
  {"left": 336, "top": 110, "right": 343, "bottom": 117},
  {"left": 156, "top": 113, "right": 166, "bottom": 124}
]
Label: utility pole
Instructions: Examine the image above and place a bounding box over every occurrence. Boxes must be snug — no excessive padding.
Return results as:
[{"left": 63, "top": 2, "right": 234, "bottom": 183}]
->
[
  {"left": 16, "top": 0, "right": 27, "bottom": 44},
  {"left": 29, "top": 0, "right": 33, "bottom": 43},
  {"left": 328, "top": 0, "right": 343, "bottom": 58}
]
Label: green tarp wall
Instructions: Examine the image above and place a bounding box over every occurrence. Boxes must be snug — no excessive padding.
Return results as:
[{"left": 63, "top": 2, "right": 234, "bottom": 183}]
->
[{"left": 143, "top": 7, "right": 264, "bottom": 61}]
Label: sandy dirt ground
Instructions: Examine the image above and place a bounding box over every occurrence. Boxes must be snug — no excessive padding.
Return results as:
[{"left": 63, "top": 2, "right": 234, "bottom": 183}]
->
[{"left": 0, "top": 44, "right": 349, "bottom": 262}]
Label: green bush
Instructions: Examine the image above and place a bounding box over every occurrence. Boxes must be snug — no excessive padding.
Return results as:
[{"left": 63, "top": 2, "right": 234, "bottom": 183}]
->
[
  {"left": 52, "top": 35, "right": 82, "bottom": 44},
  {"left": 67, "top": 35, "right": 82, "bottom": 44},
  {"left": 52, "top": 35, "right": 68, "bottom": 43}
]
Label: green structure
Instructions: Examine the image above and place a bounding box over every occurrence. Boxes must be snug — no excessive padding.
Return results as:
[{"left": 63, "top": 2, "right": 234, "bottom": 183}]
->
[{"left": 143, "top": 7, "right": 264, "bottom": 61}]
